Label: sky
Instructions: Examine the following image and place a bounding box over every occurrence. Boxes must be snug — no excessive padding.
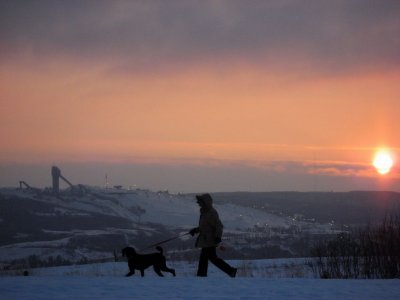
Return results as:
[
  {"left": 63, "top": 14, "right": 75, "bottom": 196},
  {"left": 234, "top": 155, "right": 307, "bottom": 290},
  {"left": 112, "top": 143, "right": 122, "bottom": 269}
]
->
[{"left": 1, "top": 0, "right": 400, "bottom": 192}]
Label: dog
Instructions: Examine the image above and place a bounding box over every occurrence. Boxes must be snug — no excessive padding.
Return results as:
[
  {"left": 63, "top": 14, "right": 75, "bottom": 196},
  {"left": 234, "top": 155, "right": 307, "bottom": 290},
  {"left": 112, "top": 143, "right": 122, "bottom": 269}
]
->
[{"left": 121, "top": 246, "right": 176, "bottom": 277}]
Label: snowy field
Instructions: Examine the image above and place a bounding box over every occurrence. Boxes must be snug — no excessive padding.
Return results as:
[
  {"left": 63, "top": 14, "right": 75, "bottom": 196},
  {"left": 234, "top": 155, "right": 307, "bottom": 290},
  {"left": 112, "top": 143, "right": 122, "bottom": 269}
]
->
[
  {"left": 2, "top": 276, "right": 400, "bottom": 300},
  {"left": 1, "top": 259, "right": 399, "bottom": 300}
]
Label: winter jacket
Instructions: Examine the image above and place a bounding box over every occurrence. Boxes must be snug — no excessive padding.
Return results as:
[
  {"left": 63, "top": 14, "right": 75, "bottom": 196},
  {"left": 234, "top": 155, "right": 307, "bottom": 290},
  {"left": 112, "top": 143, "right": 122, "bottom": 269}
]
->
[{"left": 195, "top": 194, "right": 223, "bottom": 248}]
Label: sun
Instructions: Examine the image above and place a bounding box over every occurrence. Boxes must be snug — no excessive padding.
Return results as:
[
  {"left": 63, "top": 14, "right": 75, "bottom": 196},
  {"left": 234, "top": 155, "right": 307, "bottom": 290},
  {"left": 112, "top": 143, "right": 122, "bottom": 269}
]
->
[{"left": 373, "top": 149, "right": 394, "bottom": 175}]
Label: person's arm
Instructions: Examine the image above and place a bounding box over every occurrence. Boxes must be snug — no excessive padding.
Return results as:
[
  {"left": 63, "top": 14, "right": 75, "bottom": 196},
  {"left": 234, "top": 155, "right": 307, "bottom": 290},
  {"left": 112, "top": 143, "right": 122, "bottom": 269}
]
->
[{"left": 189, "top": 227, "right": 200, "bottom": 236}]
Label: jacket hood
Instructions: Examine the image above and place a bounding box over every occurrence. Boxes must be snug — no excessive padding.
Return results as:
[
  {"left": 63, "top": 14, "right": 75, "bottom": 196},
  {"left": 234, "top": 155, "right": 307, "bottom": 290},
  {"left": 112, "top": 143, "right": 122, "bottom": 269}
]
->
[{"left": 196, "top": 193, "right": 213, "bottom": 209}]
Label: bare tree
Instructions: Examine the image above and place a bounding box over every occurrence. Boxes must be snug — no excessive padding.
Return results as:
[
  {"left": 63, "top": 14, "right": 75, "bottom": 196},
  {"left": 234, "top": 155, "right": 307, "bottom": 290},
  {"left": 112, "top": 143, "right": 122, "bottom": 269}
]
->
[{"left": 310, "top": 212, "right": 400, "bottom": 279}]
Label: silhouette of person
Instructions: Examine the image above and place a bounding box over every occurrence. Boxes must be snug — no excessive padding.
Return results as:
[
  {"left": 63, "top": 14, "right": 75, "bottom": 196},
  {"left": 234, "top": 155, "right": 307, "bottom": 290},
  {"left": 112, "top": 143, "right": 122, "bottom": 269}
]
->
[{"left": 189, "top": 193, "right": 237, "bottom": 277}]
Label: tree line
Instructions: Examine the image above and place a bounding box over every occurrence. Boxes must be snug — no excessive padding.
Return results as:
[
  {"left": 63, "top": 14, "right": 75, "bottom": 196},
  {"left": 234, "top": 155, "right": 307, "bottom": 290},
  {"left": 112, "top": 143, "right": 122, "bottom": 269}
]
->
[{"left": 310, "top": 213, "right": 400, "bottom": 279}]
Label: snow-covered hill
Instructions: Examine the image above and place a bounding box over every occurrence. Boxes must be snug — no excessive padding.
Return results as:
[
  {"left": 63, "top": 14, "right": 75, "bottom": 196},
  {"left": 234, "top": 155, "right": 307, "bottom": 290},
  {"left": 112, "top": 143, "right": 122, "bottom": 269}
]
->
[
  {"left": 0, "top": 187, "right": 335, "bottom": 264},
  {"left": 1, "top": 188, "right": 291, "bottom": 229}
]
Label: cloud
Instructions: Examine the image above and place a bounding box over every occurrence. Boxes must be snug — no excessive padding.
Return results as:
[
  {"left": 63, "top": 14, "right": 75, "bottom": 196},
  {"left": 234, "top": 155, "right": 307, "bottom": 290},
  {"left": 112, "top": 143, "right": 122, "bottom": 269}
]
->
[
  {"left": 141, "top": 157, "right": 385, "bottom": 179},
  {"left": 1, "top": 0, "right": 399, "bottom": 73},
  {"left": 304, "top": 160, "right": 376, "bottom": 177}
]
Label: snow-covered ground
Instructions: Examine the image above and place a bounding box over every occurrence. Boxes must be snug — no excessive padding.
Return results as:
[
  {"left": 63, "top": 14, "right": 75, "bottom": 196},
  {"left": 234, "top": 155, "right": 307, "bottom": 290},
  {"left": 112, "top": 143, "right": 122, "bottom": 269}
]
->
[
  {"left": 1, "top": 258, "right": 311, "bottom": 278},
  {"left": 1, "top": 259, "right": 399, "bottom": 299},
  {"left": 1, "top": 275, "right": 399, "bottom": 300}
]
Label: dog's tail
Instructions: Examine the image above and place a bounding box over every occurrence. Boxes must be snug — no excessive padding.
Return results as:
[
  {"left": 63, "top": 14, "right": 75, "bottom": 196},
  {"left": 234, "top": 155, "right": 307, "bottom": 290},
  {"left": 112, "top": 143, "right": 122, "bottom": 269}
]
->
[{"left": 156, "top": 246, "right": 163, "bottom": 254}]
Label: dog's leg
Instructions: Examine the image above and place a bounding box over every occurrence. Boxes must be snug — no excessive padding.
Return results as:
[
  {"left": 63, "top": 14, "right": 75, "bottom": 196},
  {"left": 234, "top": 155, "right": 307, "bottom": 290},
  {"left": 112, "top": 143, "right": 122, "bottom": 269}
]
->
[
  {"left": 140, "top": 269, "right": 145, "bottom": 277},
  {"left": 125, "top": 270, "right": 135, "bottom": 277},
  {"left": 160, "top": 259, "right": 176, "bottom": 276},
  {"left": 153, "top": 266, "right": 164, "bottom": 277},
  {"left": 160, "top": 266, "right": 176, "bottom": 276},
  {"left": 126, "top": 261, "right": 136, "bottom": 276}
]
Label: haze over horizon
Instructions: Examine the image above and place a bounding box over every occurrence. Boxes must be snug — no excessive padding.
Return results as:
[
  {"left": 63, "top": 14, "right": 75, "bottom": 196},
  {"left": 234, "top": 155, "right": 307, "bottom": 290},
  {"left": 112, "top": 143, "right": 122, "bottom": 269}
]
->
[{"left": 1, "top": 1, "right": 399, "bottom": 192}]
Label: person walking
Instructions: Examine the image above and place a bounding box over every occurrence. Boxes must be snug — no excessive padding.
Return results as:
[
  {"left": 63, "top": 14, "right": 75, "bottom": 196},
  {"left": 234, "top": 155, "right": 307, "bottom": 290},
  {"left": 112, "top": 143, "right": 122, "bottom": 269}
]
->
[{"left": 189, "top": 193, "right": 237, "bottom": 277}]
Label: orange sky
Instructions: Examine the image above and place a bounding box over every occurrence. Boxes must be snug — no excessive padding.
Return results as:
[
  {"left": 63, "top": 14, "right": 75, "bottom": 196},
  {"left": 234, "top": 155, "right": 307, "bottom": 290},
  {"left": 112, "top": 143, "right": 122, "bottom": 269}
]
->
[
  {"left": 1, "top": 2, "right": 399, "bottom": 191},
  {"left": 1, "top": 59, "right": 399, "bottom": 166}
]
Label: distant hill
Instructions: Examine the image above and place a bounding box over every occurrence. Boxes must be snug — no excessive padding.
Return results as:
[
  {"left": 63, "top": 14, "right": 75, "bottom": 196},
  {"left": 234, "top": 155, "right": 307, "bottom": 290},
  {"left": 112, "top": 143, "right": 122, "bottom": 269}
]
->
[{"left": 213, "top": 191, "right": 400, "bottom": 224}]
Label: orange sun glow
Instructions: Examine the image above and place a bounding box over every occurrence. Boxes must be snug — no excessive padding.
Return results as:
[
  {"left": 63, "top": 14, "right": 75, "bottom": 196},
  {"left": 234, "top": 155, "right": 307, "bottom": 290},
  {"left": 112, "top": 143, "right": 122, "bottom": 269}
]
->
[{"left": 373, "top": 149, "right": 394, "bottom": 175}]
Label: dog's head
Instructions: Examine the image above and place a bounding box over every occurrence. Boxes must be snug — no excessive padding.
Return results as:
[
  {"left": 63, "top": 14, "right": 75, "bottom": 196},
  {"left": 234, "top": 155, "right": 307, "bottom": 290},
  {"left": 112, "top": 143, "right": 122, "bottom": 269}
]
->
[{"left": 121, "top": 246, "right": 136, "bottom": 258}]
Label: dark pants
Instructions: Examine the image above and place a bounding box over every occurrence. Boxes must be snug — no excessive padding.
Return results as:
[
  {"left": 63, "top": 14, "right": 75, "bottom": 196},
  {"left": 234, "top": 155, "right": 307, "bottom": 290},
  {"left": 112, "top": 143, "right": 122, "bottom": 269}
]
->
[{"left": 197, "top": 247, "right": 235, "bottom": 277}]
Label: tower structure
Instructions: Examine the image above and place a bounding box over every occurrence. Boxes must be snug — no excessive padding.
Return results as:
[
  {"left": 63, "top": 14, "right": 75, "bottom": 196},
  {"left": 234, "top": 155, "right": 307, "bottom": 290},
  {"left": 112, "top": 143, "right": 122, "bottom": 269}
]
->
[{"left": 52, "top": 166, "right": 73, "bottom": 194}]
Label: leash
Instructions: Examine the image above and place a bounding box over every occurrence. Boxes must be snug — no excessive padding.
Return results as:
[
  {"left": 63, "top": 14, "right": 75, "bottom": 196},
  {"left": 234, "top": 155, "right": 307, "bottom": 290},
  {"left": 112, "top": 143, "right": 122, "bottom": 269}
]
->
[{"left": 139, "top": 232, "right": 191, "bottom": 252}]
